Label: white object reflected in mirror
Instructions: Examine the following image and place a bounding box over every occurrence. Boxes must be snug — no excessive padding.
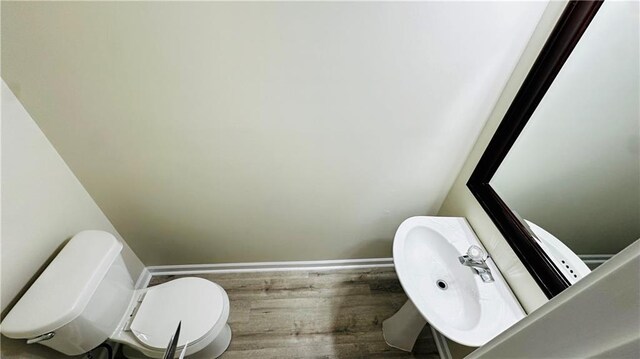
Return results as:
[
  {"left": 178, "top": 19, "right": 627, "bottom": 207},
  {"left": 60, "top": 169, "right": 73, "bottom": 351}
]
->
[{"left": 524, "top": 220, "right": 591, "bottom": 284}]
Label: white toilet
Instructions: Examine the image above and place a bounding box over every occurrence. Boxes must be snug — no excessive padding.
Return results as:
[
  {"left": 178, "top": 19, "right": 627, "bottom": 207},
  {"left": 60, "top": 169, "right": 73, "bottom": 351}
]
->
[{"left": 1, "top": 231, "right": 232, "bottom": 358}]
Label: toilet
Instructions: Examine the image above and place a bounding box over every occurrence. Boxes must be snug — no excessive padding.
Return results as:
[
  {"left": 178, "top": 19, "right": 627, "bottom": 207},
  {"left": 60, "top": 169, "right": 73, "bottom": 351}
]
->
[{"left": 1, "top": 231, "right": 232, "bottom": 358}]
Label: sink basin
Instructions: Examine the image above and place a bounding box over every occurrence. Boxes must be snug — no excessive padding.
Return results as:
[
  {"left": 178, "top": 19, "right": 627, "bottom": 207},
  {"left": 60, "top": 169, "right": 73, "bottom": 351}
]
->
[{"left": 383, "top": 216, "right": 525, "bottom": 349}]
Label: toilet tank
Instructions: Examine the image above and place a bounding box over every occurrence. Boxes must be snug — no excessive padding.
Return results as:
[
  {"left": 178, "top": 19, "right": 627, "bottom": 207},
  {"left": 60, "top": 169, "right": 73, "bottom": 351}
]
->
[{"left": 1, "top": 231, "right": 135, "bottom": 355}]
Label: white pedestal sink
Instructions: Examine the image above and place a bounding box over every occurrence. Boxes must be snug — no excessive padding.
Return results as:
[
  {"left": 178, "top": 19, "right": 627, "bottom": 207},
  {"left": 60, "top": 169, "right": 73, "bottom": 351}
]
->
[{"left": 383, "top": 216, "right": 525, "bottom": 350}]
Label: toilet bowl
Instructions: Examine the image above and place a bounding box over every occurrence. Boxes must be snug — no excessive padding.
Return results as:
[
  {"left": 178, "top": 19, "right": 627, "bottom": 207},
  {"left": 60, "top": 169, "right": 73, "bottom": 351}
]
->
[
  {"left": 0, "top": 231, "right": 232, "bottom": 358},
  {"left": 113, "top": 277, "right": 232, "bottom": 358}
]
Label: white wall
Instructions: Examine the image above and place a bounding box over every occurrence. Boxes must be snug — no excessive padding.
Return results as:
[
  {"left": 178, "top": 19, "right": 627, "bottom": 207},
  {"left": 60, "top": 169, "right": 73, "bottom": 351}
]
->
[
  {"left": 438, "top": 1, "right": 569, "bottom": 314},
  {"left": 492, "top": 1, "right": 640, "bottom": 255},
  {"left": 1, "top": 1, "right": 548, "bottom": 265},
  {"left": 1, "top": 81, "right": 144, "bottom": 358}
]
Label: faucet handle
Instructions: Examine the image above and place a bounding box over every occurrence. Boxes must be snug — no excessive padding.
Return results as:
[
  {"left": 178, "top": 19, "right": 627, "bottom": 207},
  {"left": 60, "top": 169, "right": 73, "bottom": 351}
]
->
[{"left": 467, "top": 245, "right": 487, "bottom": 261}]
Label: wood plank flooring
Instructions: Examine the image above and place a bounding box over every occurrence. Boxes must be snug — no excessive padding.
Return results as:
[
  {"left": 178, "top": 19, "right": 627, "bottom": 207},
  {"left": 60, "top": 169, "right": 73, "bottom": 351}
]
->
[{"left": 146, "top": 267, "right": 440, "bottom": 358}]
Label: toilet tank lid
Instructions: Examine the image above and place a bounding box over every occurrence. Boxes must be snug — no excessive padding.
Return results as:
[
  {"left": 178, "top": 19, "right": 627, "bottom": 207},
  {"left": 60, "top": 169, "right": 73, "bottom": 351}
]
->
[{"left": 1, "top": 231, "right": 123, "bottom": 339}]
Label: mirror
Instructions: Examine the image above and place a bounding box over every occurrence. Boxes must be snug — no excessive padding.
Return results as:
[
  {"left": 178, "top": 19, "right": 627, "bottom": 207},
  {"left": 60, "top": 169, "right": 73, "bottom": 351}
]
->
[
  {"left": 492, "top": 0, "right": 639, "bottom": 273},
  {"left": 468, "top": 1, "right": 639, "bottom": 298}
]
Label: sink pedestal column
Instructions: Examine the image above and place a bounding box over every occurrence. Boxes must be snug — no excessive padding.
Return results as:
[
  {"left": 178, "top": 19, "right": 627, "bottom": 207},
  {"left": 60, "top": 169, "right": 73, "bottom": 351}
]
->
[{"left": 382, "top": 299, "right": 427, "bottom": 351}]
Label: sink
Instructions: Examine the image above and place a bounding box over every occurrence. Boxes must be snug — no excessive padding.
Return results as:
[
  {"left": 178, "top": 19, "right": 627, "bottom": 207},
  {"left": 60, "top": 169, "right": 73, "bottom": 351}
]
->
[{"left": 383, "top": 216, "right": 525, "bottom": 350}]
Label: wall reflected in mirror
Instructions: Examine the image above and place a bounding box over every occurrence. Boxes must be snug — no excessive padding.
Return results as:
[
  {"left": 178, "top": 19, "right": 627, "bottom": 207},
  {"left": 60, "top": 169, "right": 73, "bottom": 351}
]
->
[{"left": 491, "top": 1, "right": 639, "bottom": 280}]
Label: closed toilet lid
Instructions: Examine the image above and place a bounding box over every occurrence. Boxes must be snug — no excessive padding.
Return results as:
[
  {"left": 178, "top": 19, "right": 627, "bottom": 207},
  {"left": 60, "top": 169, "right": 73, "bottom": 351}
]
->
[{"left": 130, "top": 277, "right": 227, "bottom": 350}]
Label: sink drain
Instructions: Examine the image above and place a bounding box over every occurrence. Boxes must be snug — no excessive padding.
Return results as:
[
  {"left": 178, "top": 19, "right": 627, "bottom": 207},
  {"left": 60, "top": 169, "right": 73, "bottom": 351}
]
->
[{"left": 436, "top": 280, "right": 448, "bottom": 290}]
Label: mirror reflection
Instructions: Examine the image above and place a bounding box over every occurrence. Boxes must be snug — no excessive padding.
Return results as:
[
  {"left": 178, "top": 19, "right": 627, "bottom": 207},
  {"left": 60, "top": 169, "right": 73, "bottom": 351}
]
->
[{"left": 491, "top": 1, "right": 639, "bottom": 280}]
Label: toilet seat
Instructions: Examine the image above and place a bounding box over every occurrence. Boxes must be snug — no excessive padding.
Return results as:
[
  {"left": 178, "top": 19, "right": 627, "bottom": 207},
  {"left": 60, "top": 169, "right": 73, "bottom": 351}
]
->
[{"left": 113, "top": 277, "right": 230, "bottom": 358}]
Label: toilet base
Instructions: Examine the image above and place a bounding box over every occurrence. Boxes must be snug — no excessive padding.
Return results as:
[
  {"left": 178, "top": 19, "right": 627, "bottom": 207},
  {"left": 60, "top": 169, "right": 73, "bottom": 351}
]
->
[
  {"left": 185, "top": 324, "right": 232, "bottom": 359},
  {"left": 123, "top": 324, "right": 232, "bottom": 359}
]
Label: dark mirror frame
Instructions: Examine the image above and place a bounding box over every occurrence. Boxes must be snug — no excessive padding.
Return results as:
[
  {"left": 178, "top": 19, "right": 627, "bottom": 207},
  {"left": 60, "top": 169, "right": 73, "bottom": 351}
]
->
[{"left": 467, "top": 0, "right": 603, "bottom": 299}]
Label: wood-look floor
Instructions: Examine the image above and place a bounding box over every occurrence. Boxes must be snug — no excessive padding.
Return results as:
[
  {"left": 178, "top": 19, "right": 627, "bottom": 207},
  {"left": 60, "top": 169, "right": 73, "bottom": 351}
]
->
[{"left": 144, "top": 267, "right": 439, "bottom": 358}]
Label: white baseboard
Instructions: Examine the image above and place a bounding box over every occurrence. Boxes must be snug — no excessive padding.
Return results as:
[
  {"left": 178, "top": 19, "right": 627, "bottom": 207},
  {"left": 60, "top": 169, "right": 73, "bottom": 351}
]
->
[
  {"left": 431, "top": 326, "right": 453, "bottom": 359},
  {"left": 146, "top": 257, "right": 394, "bottom": 276},
  {"left": 134, "top": 267, "right": 152, "bottom": 289}
]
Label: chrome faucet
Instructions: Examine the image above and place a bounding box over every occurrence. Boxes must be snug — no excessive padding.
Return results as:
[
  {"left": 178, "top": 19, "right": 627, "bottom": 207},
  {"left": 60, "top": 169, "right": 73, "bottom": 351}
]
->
[{"left": 459, "top": 245, "right": 494, "bottom": 283}]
